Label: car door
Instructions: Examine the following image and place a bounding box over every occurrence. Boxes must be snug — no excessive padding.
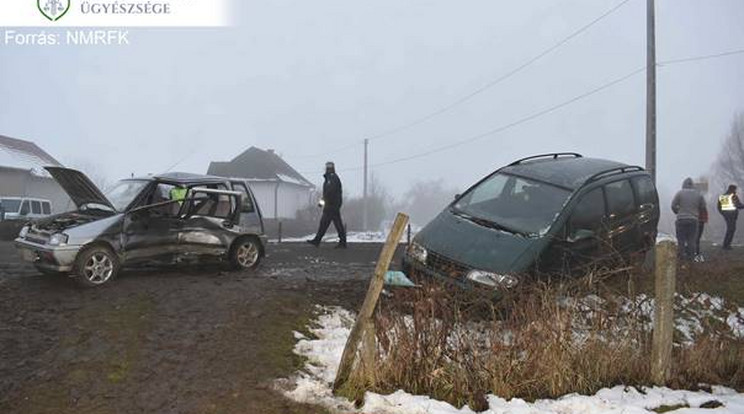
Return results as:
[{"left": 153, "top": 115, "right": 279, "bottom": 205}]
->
[
  {"left": 122, "top": 183, "right": 184, "bottom": 262},
  {"left": 631, "top": 175, "right": 660, "bottom": 247},
  {"left": 603, "top": 179, "right": 640, "bottom": 254},
  {"left": 230, "top": 181, "right": 263, "bottom": 232},
  {"left": 557, "top": 187, "right": 608, "bottom": 270},
  {"left": 178, "top": 188, "right": 241, "bottom": 257}
]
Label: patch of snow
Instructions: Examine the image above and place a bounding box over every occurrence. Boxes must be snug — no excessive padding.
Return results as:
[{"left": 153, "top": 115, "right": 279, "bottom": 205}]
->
[{"left": 281, "top": 306, "right": 744, "bottom": 414}]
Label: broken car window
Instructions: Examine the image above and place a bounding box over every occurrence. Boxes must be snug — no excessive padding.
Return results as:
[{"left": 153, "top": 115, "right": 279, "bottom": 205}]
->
[{"left": 106, "top": 180, "right": 150, "bottom": 212}]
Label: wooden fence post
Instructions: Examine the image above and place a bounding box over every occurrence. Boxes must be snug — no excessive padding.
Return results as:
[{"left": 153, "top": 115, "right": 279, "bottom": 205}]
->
[
  {"left": 651, "top": 239, "right": 676, "bottom": 385},
  {"left": 333, "top": 212, "right": 409, "bottom": 394}
]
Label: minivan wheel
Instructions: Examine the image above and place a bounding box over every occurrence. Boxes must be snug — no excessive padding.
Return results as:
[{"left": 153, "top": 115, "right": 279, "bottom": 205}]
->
[
  {"left": 73, "top": 246, "right": 119, "bottom": 288},
  {"left": 230, "top": 238, "right": 261, "bottom": 270}
]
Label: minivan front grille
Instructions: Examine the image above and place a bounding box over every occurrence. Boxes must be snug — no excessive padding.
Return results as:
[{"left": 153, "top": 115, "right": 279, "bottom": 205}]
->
[{"left": 425, "top": 250, "right": 472, "bottom": 280}]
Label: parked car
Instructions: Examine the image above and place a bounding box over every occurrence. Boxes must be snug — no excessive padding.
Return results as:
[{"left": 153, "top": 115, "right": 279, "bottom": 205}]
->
[
  {"left": 0, "top": 197, "right": 53, "bottom": 221},
  {"left": 403, "top": 153, "right": 659, "bottom": 290},
  {"left": 15, "top": 167, "right": 267, "bottom": 287}
]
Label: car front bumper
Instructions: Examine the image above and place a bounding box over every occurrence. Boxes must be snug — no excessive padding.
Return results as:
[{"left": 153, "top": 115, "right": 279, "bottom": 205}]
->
[{"left": 14, "top": 238, "right": 81, "bottom": 273}]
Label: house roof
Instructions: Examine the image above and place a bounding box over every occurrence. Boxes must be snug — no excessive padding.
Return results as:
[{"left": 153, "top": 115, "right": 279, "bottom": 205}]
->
[
  {"left": 207, "top": 147, "right": 314, "bottom": 188},
  {"left": 0, "top": 135, "right": 63, "bottom": 177}
]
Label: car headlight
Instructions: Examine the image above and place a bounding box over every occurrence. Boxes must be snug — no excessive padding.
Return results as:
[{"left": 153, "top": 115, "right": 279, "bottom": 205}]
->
[
  {"left": 466, "top": 270, "right": 519, "bottom": 289},
  {"left": 48, "top": 233, "right": 69, "bottom": 246},
  {"left": 408, "top": 242, "right": 428, "bottom": 263},
  {"left": 18, "top": 226, "right": 29, "bottom": 238}
]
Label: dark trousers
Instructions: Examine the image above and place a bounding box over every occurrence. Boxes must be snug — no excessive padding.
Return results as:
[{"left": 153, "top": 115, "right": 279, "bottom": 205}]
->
[
  {"left": 723, "top": 213, "right": 738, "bottom": 249},
  {"left": 696, "top": 221, "right": 705, "bottom": 255},
  {"left": 676, "top": 219, "right": 698, "bottom": 261},
  {"left": 313, "top": 208, "right": 346, "bottom": 244}
]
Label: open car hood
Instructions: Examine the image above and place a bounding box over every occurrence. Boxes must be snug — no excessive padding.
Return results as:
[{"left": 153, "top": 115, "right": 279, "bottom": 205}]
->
[{"left": 45, "top": 167, "right": 116, "bottom": 211}]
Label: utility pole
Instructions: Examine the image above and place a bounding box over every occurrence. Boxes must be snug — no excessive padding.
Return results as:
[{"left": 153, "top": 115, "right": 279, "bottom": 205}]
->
[
  {"left": 646, "top": 0, "right": 657, "bottom": 183},
  {"left": 363, "top": 139, "right": 369, "bottom": 231}
]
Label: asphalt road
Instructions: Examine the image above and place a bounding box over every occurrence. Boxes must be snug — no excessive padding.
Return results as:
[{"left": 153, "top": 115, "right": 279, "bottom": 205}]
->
[{"left": 0, "top": 241, "right": 401, "bottom": 414}]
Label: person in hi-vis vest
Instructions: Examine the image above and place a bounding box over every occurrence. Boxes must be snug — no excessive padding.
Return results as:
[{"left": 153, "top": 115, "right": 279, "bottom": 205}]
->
[{"left": 717, "top": 184, "right": 744, "bottom": 250}]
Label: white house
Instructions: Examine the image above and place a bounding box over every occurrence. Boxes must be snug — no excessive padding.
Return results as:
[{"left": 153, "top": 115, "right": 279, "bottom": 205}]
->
[
  {"left": 207, "top": 147, "right": 315, "bottom": 220},
  {"left": 0, "top": 135, "right": 72, "bottom": 214}
]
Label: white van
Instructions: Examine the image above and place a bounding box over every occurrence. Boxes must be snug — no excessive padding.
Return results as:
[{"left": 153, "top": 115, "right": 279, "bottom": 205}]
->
[{"left": 0, "top": 197, "right": 53, "bottom": 221}]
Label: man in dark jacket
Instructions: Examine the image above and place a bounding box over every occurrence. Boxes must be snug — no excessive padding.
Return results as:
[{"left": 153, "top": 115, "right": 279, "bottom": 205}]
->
[
  {"left": 307, "top": 162, "right": 347, "bottom": 248},
  {"left": 671, "top": 178, "right": 707, "bottom": 261},
  {"left": 717, "top": 184, "right": 744, "bottom": 250}
]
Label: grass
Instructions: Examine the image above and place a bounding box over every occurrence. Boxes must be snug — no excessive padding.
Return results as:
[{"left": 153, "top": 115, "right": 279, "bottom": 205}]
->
[{"left": 354, "top": 262, "right": 744, "bottom": 411}]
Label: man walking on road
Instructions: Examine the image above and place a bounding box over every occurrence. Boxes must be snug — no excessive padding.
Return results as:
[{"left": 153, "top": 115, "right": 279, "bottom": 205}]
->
[
  {"left": 717, "top": 184, "right": 744, "bottom": 250},
  {"left": 307, "top": 161, "right": 347, "bottom": 249},
  {"left": 671, "top": 178, "right": 707, "bottom": 261}
]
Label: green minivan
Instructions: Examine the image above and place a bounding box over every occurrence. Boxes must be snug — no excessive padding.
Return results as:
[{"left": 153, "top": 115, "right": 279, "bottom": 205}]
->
[{"left": 403, "top": 153, "right": 659, "bottom": 289}]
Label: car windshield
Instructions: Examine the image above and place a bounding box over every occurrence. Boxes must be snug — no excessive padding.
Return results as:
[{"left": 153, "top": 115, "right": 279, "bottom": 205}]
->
[
  {"left": 0, "top": 199, "right": 21, "bottom": 213},
  {"left": 452, "top": 172, "right": 571, "bottom": 236},
  {"left": 106, "top": 180, "right": 150, "bottom": 211}
]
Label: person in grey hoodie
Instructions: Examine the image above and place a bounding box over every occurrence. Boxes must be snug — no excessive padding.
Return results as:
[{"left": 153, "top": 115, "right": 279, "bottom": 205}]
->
[{"left": 671, "top": 178, "right": 707, "bottom": 261}]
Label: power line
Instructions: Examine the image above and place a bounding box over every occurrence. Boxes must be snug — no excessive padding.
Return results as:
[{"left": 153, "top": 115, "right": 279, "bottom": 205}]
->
[
  {"left": 364, "top": 0, "right": 634, "bottom": 143},
  {"left": 288, "top": 0, "right": 634, "bottom": 159},
  {"left": 299, "top": 65, "right": 646, "bottom": 175},
  {"left": 658, "top": 47, "right": 744, "bottom": 66}
]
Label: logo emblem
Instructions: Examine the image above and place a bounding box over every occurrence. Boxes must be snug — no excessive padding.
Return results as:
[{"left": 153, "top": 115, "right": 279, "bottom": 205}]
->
[{"left": 38, "top": 0, "right": 71, "bottom": 22}]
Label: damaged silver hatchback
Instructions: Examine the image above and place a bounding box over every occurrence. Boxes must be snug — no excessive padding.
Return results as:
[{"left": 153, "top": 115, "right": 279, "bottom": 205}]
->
[{"left": 15, "top": 167, "right": 267, "bottom": 287}]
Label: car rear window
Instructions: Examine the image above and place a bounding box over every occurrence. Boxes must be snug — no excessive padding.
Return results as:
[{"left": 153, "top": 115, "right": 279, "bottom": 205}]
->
[
  {"left": 605, "top": 180, "right": 636, "bottom": 217},
  {"left": 42, "top": 202, "right": 51, "bottom": 215}
]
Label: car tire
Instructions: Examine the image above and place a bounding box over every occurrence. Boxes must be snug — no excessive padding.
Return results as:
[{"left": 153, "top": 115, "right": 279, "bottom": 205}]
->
[
  {"left": 229, "top": 237, "right": 262, "bottom": 270},
  {"left": 73, "top": 245, "right": 120, "bottom": 288}
]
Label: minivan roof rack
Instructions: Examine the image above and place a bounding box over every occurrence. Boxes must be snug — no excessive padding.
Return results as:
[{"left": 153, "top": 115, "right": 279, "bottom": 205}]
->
[
  {"left": 585, "top": 166, "right": 645, "bottom": 184},
  {"left": 508, "top": 152, "right": 583, "bottom": 166}
]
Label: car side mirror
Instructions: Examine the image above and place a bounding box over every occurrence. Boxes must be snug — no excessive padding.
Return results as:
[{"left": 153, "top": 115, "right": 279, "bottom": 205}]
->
[{"left": 567, "top": 228, "right": 595, "bottom": 243}]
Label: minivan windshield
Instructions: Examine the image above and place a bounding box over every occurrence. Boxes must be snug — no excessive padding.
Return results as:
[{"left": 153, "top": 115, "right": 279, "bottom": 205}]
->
[
  {"left": 0, "top": 199, "right": 21, "bottom": 213},
  {"left": 452, "top": 173, "right": 571, "bottom": 236},
  {"left": 106, "top": 180, "right": 150, "bottom": 211}
]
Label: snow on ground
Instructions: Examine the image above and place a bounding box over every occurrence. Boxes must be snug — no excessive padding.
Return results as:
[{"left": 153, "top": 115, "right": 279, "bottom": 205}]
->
[
  {"left": 273, "top": 231, "right": 394, "bottom": 243},
  {"left": 282, "top": 306, "right": 744, "bottom": 414}
]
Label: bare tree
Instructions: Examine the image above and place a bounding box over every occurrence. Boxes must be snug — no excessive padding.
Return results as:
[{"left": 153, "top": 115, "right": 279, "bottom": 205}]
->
[
  {"left": 395, "top": 179, "right": 460, "bottom": 228},
  {"left": 709, "top": 112, "right": 744, "bottom": 243},
  {"left": 68, "top": 159, "right": 113, "bottom": 192}
]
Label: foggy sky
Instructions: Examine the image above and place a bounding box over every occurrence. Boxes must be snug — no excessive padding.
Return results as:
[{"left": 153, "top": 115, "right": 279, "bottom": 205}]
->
[{"left": 1, "top": 0, "right": 743, "bottom": 204}]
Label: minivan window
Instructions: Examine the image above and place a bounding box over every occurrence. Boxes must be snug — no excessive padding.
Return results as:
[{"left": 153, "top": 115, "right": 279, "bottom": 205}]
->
[
  {"left": 31, "top": 201, "right": 41, "bottom": 214},
  {"left": 453, "top": 173, "right": 571, "bottom": 236},
  {"left": 42, "top": 202, "right": 51, "bottom": 215},
  {"left": 569, "top": 188, "right": 605, "bottom": 234},
  {"left": 20, "top": 200, "right": 30, "bottom": 216},
  {"left": 632, "top": 176, "right": 656, "bottom": 208},
  {"left": 106, "top": 180, "right": 150, "bottom": 211},
  {"left": 605, "top": 180, "right": 636, "bottom": 217},
  {"left": 1, "top": 199, "right": 21, "bottom": 213}
]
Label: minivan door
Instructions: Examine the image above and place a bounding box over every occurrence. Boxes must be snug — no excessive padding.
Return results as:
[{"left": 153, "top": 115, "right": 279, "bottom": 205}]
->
[
  {"left": 632, "top": 176, "right": 660, "bottom": 247},
  {"left": 603, "top": 179, "right": 640, "bottom": 254},
  {"left": 554, "top": 187, "right": 607, "bottom": 270}
]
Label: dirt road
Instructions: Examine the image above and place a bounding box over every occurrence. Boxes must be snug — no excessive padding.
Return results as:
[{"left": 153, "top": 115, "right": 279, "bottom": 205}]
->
[{"left": 0, "top": 241, "right": 397, "bottom": 414}]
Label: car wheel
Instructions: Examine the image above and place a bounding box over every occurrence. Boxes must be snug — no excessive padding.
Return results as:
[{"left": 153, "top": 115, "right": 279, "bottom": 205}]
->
[
  {"left": 230, "top": 238, "right": 261, "bottom": 270},
  {"left": 73, "top": 246, "right": 119, "bottom": 288}
]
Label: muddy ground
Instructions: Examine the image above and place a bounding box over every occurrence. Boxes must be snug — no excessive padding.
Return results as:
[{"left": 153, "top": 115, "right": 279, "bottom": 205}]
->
[{"left": 0, "top": 241, "right": 399, "bottom": 414}]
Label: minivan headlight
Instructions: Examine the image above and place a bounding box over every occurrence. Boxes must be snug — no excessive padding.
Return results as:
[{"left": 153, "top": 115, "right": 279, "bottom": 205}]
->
[
  {"left": 48, "top": 233, "right": 69, "bottom": 246},
  {"left": 408, "top": 242, "right": 428, "bottom": 263},
  {"left": 18, "top": 226, "right": 29, "bottom": 238},
  {"left": 466, "top": 270, "right": 519, "bottom": 289}
]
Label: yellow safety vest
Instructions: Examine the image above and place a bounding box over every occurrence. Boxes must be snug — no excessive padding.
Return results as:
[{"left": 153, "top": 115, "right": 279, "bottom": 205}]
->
[
  {"left": 170, "top": 187, "right": 188, "bottom": 204},
  {"left": 719, "top": 194, "right": 736, "bottom": 211}
]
